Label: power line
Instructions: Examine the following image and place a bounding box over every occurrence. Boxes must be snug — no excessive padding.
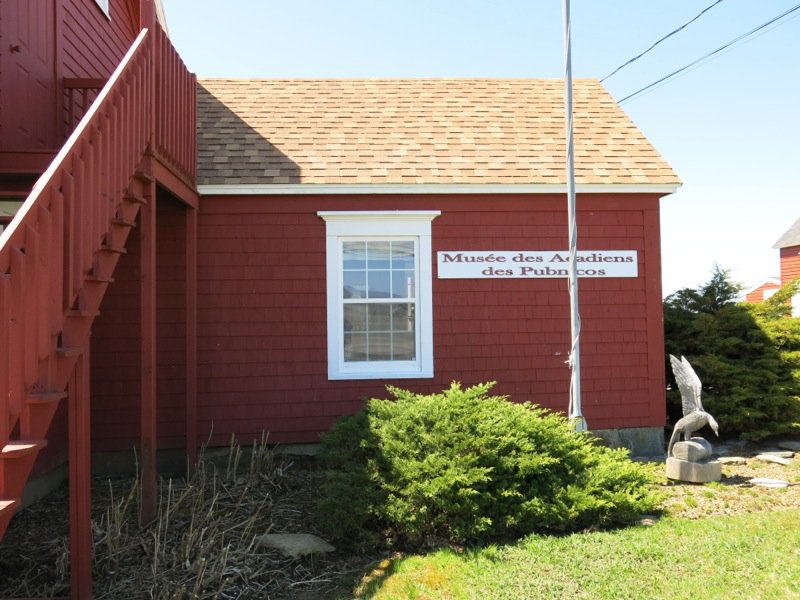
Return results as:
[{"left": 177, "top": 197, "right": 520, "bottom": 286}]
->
[
  {"left": 618, "top": 2, "right": 800, "bottom": 104},
  {"left": 601, "top": 0, "right": 726, "bottom": 83}
]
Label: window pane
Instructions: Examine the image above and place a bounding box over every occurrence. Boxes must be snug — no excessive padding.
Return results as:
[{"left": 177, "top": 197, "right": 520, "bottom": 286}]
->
[
  {"left": 368, "top": 271, "right": 391, "bottom": 298},
  {"left": 391, "top": 241, "right": 415, "bottom": 269},
  {"left": 391, "top": 303, "right": 414, "bottom": 332},
  {"left": 343, "top": 270, "right": 366, "bottom": 299},
  {"left": 369, "top": 333, "right": 392, "bottom": 360},
  {"left": 393, "top": 332, "right": 415, "bottom": 360},
  {"left": 392, "top": 270, "right": 415, "bottom": 299},
  {"left": 343, "top": 304, "right": 367, "bottom": 332},
  {"left": 343, "top": 242, "right": 366, "bottom": 269},
  {"left": 367, "top": 241, "right": 391, "bottom": 269},
  {"left": 344, "top": 333, "right": 368, "bottom": 361},
  {"left": 367, "top": 304, "right": 391, "bottom": 331}
]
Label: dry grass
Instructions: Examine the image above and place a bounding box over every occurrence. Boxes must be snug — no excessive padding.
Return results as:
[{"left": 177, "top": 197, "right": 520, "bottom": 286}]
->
[
  {"left": 1, "top": 436, "right": 799, "bottom": 599},
  {"left": 0, "top": 435, "right": 362, "bottom": 599}
]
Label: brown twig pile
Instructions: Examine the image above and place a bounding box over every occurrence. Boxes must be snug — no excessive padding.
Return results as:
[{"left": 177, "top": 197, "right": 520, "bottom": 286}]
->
[{"left": 0, "top": 435, "right": 357, "bottom": 599}]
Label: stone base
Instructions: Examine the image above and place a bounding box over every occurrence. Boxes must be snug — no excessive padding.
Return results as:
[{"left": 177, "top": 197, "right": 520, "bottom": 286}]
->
[
  {"left": 672, "top": 437, "right": 713, "bottom": 462},
  {"left": 590, "top": 426, "right": 665, "bottom": 458},
  {"left": 666, "top": 457, "right": 721, "bottom": 483}
]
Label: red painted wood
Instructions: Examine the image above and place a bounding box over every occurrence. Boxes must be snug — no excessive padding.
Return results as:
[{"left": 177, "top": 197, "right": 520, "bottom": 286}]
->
[
  {"left": 1, "top": 19, "right": 196, "bottom": 550},
  {"left": 153, "top": 25, "right": 197, "bottom": 186},
  {"left": 90, "top": 192, "right": 667, "bottom": 448},
  {"left": 0, "top": 277, "right": 8, "bottom": 443},
  {"left": 139, "top": 177, "right": 157, "bottom": 525},
  {"left": 0, "top": 0, "right": 58, "bottom": 150},
  {"left": 68, "top": 353, "right": 92, "bottom": 600},
  {"left": 60, "top": 0, "right": 137, "bottom": 136},
  {"left": 642, "top": 201, "right": 667, "bottom": 428},
  {"left": 745, "top": 282, "right": 781, "bottom": 304},
  {"left": 185, "top": 207, "right": 198, "bottom": 472},
  {"left": 90, "top": 196, "right": 194, "bottom": 453},
  {"left": 780, "top": 246, "right": 800, "bottom": 285}
]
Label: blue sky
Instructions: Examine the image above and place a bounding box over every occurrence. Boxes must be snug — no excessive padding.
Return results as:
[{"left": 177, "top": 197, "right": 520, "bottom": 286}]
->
[{"left": 164, "top": 0, "right": 799, "bottom": 295}]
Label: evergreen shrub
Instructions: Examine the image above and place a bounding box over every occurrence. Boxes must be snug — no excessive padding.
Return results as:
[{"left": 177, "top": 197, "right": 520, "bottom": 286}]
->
[
  {"left": 314, "top": 382, "right": 659, "bottom": 548},
  {"left": 664, "top": 267, "right": 800, "bottom": 440}
]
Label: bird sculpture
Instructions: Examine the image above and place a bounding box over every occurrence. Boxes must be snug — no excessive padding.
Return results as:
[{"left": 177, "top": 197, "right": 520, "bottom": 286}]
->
[{"left": 667, "top": 355, "right": 719, "bottom": 457}]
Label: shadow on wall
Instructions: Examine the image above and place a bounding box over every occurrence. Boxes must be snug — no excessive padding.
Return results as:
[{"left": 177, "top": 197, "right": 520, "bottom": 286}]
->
[{"left": 196, "top": 84, "right": 300, "bottom": 185}]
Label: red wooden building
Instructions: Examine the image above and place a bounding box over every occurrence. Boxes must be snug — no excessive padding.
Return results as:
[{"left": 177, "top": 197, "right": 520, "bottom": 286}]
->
[
  {"left": 773, "top": 217, "right": 800, "bottom": 316},
  {"left": 744, "top": 279, "right": 781, "bottom": 304},
  {"left": 1, "top": 2, "right": 679, "bottom": 597}
]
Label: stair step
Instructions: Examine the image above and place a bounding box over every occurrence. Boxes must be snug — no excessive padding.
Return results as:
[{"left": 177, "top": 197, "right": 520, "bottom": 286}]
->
[
  {"left": 123, "top": 192, "right": 147, "bottom": 205},
  {"left": 66, "top": 308, "right": 100, "bottom": 318},
  {"left": 2, "top": 440, "right": 46, "bottom": 458},
  {"left": 57, "top": 347, "right": 81, "bottom": 358},
  {"left": 134, "top": 170, "right": 154, "bottom": 183},
  {"left": 27, "top": 390, "right": 68, "bottom": 405},
  {"left": 85, "top": 273, "right": 114, "bottom": 284},
  {"left": 111, "top": 216, "right": 137, "bottom": 228},
  {"left": 99, "top": 244, "right": 126, "bottom": 255},
  {"left": 0, "top": 499, "right": 17, "bottom": 517}
]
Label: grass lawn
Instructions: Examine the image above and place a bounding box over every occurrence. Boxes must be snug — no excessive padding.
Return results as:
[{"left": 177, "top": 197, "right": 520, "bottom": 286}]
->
[{"left": 353, "top": 508, "right": 800, "bottom": 600}]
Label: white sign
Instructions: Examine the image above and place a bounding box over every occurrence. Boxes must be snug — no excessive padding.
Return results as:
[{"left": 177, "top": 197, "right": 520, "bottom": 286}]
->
[{"left": 437, "top": 250, "right": 638, "bottom": 279}]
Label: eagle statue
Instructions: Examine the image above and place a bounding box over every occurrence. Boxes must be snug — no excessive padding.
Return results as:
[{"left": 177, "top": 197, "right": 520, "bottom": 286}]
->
[{"left": 667, "top": 355, "right": 719, "bottom": 457}]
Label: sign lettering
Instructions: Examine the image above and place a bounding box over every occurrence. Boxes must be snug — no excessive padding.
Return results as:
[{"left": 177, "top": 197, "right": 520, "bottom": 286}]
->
[{"left": 437, "top": 251, "right": 638, "bottom": 278}]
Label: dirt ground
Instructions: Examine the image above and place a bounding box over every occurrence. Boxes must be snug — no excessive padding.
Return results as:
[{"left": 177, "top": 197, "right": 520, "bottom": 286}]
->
[{"left": 0, "top": 437, "right": 798, "bottom": 599}]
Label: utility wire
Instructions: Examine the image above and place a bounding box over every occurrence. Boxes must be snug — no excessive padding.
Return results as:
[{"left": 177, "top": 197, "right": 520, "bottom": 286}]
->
[
  {"left": 601, "top": 0, "right": 726, "bottom": 82},
  {"left": 618, "top": 2, "right": 800, "bottom": 104}
]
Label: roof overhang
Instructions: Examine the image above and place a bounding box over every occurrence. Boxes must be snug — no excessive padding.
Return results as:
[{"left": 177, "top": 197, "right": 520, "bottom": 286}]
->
[{"left": 197, "top": 183, "right": 681, "bottom": 196}]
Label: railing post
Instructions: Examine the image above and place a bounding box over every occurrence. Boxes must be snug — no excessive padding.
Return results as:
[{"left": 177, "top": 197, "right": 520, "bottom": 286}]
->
[
  {"left": 185, "top": 206, "right": 197, "bottom": 474},
  {"left": 69, "top": 351, "right": 92, "bottom": 600},
  {"left": 139, "top": 173, "right": 157, "bottom": 525}
]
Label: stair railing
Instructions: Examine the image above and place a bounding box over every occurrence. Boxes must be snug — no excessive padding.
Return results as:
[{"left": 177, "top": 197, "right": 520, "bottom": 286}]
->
[
  {"left": 0, "top": 22, "right": 195, "bottom": 448},
  {"left": 153, "top": 24, "right": 196, "bottom": 185},
  {"left": 0, "top": 27, "right": 152, "bottom": 444}
]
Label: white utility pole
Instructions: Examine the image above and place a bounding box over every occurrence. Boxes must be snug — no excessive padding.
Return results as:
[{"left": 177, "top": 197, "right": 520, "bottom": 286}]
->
[{"left": 562, "top": 0, "right": 587, "bottom": 432}]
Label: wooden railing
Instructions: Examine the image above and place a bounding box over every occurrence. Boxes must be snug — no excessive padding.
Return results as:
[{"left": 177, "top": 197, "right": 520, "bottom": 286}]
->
[
  {"left": 153, "top": 24, "right": 196, "bottom": 185},
  {"left": 0, "top": 29, "right": 151, "bottom": 438},
  {"left": 61, "top": 26, "right": 196, "bottom": 186},
  {"left": 0, "top": 23, "right": 196, "bottom": 448},
  {"left": 63, "top": 78, "right": 105, "bottom": 139}
]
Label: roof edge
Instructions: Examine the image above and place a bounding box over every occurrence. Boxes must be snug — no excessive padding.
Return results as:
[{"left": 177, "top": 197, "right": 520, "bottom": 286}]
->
[
  {"left": 197, "top": 183, "right": 681, "bottom": 196},
  {"left": 773, "top": 217, "right": 800, "bottom": 249}
]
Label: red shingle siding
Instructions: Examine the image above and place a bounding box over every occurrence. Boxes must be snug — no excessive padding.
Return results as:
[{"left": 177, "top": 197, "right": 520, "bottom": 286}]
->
[
  {"left": 91, "top": 197, "right": 188, "bottom": 452},
  {"left": 780, "top": 246, "right": 800, "bottom": 285},
  {"left": 194, "top": 193, "right": 665, "bottom": 446},
  {"left": 745, "top": 282, "right": 781, "bottom": 304}
]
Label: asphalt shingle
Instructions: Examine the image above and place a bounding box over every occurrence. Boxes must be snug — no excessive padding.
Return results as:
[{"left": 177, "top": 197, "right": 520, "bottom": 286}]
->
[{"left": 196, "top": 78, "right": 680, "bottom": 187}]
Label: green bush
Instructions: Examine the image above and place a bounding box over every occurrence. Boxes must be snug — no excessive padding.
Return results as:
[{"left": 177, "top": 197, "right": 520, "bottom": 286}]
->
[
  {"left": 664, "top": 267, "right": 800, "bottom": 440},
  {"left": 314, "top": 382, "right": 659, "bottom": 549}
]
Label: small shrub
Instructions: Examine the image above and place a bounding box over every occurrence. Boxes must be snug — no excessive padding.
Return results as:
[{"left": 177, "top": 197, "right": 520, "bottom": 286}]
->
[{"left": 315, "top": 382, "right": 659, "bottom": 548}]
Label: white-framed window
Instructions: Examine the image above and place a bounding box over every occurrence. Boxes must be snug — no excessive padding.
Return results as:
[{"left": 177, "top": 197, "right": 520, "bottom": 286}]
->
[
  {"left": 319, "top": 211, "right": 439, "bottom": 380},
  {"left": 94, "top": 0, "right": 110, "bottom": 18}
]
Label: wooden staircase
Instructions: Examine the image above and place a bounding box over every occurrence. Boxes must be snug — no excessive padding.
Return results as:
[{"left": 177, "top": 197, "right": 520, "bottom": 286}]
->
[
  {"left": 0, "top": 165, "right": 153, "bottom": 539},
  {"left": 0, "top": 21, "right": 196, "bottom": 596}
]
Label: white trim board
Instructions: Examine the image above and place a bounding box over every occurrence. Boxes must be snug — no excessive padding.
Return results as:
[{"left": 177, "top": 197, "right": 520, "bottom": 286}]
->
[{"left": 198, "top": 183, "right": 681, "bottom": 196}]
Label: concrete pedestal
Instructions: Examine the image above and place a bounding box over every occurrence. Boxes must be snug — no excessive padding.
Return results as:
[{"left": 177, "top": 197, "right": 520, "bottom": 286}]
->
[{"left": 666, "top": 457, "right": 721, "bottom": 483}]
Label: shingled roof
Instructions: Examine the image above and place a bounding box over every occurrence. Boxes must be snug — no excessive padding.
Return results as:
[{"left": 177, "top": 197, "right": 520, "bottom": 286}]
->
[
  {"left": 774, "top": 217, "right": 800, "bottom": 249},
  {"left": 196, "top": 78, "right": 680, "bottom": 189}
]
